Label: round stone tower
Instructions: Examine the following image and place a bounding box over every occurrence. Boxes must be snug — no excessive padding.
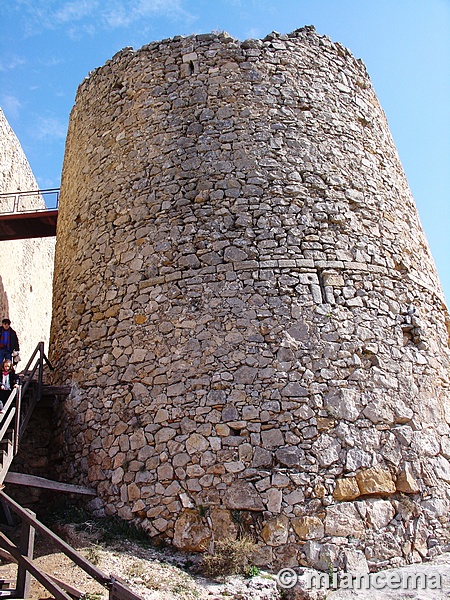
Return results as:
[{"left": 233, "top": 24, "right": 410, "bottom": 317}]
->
[{"left": 50, "top": 27, "right": 450, "bottom": 571}]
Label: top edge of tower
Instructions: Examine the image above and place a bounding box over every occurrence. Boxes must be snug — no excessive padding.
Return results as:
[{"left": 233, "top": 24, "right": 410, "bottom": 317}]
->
[{"left": 79, "top": 25, "right": 368, "bottom": 90}]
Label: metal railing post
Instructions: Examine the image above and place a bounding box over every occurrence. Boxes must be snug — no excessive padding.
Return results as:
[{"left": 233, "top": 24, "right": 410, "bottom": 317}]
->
[{"left": 0, "top": 188, "right": 60, "bottom": 213}]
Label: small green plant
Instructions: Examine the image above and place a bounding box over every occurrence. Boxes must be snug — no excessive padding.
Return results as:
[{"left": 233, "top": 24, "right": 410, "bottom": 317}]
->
[
  {"left": 127, "top": 559, "right": 145, "bottom": 578},
  {"left": 80, "top": 594, "right": 102, "bottom": 600},
  {"left": 231, "top": 510, "right": 243, "bottom": 524},
  {"left": 172, "top": 580, "right": 199, "bottom": 597},
  {"left": 202, "top": 535, "right": 257, "bottom": 579},
  {"left": 328, "top": 562, "right": 339, "bottom": 588},
  {"left": 85, "top": 544, "right": 101, "bottom": 565},
  {"left": 244, "top": 564, "right": 260, "bottom": 578},
  {"left": 197, "top": 505, "right": 210, "bottom": 518}
]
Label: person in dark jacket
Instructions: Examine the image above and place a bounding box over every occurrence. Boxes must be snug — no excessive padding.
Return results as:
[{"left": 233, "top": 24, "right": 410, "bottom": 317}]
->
[
  {"left": 0, "top": 318, "right": 20, "bottom": 362},
  {"left": 0, "top": 358, "right": 19, "bottom": 412}
]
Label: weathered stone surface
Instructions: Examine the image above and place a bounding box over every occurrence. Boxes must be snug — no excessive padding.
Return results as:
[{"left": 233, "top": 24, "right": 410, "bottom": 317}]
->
[
  {"left": 262, "top": 429, "right": 285, "bottom": 448},
  {"left": 366, "top": 532, "right": 402, "bottom": 562},
  {"left": 431, "top": 455, "right": 450, "bottom": 483},
  {"left": 186, "top": 433, "right": 209, "bottom": 454},
  {"left": 261, "top": 515, "right": 290, "bottom": 546},
  {"left": 223, "top": 481, "right": 265, "bottom": 511},
  {"left": 252, "top": 447, "right": 273, "bottom": 467},
  {"left": 172, "top": 509, "right": 212, "bottom": 552},
  {"left": 396, "top": 463, "right": 421, "bottom": 494},
  {"left": 209, "top": 508, "right": 238, "bottom": 541},
  {"left": 304, "top": 541, "right": 341, "bottom": 572},
  {"left": 365, "top": 499, "right": 395, "bottom": 529},
  {"left": 275, "top": 446, "right": 305, "bottom": 467},
  {"left": 342, "top": 548, "right": 369, "bottom": 574},
  {"left": 0, "top": 110, "right": 55, "bottom": 360},
  {"left": 325, "top": 503, "right": 365, "bottom": 538},
  {"left": 266, "top": 489, "right": 283, "bottom": 513},
  {"left": 292, "top": 516, "right": 324, "bottom": 540},
  {"left": 333, "top": 477, "right": 360, "bottom": 501},
  {"left": 356, "top": 467, "right": 396, "bottom": 496},
  {"left": 325, "top": 388, "right": 361, "bottom": 422},
  {"left": 48, "top": 27, "right": 450, "bottom": 572}
]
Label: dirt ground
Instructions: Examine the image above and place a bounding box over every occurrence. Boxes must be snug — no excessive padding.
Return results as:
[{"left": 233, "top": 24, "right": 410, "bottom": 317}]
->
[
  {"left": 0, "top": 522, "right": 280, "bottom": 600},
  {"left": 0, "top": 530, "right": 209, "bottom": 599},
  {"left": 1, "top": 519, "right": 449, "bottom": 600}
]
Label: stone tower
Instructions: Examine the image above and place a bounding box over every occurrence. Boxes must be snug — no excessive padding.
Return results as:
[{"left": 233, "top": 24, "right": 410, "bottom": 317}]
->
[{"left": 50, "top": 28, "right": 450, "bottom": 571}]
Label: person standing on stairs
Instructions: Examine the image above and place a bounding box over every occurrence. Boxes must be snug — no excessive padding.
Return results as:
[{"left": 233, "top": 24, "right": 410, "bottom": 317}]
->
[
  {"left": 0, "top": 318, "right": 20, "bottom": 363},
  {"left": 0, "top": 358, "right": 19, "bottom": 413}
]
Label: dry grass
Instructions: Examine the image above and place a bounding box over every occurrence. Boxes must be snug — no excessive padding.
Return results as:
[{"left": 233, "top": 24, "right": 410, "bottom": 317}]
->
[{"left": 201, "top": 535, "right": 257, "bottom": 579}]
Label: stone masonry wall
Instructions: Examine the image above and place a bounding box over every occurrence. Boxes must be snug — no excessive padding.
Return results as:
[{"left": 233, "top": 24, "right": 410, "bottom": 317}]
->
[
  {"left": 0, "top": 109, "right": 55, "bottom": 362},
  {"left": 50, "top": 28, "right": 450, "bottom": 572}
]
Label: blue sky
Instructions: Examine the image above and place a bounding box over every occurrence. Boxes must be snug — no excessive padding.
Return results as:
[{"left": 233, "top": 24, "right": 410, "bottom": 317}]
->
[{"left": 1, "top": 0, "right": 449, "bottom": 303}]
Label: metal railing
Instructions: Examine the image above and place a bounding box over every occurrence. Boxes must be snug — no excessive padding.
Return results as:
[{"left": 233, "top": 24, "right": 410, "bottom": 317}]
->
[{"left": 0, "top": 188, "right": 60, "bottom": 214}]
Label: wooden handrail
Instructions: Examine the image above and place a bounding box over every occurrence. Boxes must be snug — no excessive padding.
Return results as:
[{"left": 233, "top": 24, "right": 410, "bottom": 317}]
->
[
  {"left": 18, "top": 342, "right": 55, "bottom": 440},
  {"left": 0, "top": 406, "right": 15, "bottom": 442},
  {"left": 22, "top": 341, "right": 42, "bottom": 375},
  {"left": 0, "top": 531, "right": 71, "bottom": 600},
  {"left": 0, "top": 491, "right": 110, "bottom": 587},
  {"left": 1, "top": 383, "right": 18, "bottom": 414},
  {"left": 0, "top": 342, "right": 53, "bottom": 477},
  {"left": 0, "top": 342, "right": 57, "bottom": 481},
  {"left": 0, "top": 491, "right": 144, "bottom": 599},
  {"left": 0, "top": 342, "right": 144, "bottom": 598}
]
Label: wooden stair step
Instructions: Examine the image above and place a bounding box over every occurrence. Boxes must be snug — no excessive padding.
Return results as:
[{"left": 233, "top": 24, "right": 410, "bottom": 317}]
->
[{"left": 41, "top": 385, "right": 71, "bottom": 397}]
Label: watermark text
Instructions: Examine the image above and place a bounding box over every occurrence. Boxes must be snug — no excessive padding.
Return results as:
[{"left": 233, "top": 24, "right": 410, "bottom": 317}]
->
[{"left": 276, "top": 568, "right": 442, "bottom": 591}]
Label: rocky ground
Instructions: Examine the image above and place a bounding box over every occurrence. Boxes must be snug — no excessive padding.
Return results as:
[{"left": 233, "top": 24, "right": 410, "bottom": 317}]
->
[
  {"left": 0, "top": 514, "right": 282, "bottom": 600},
  {"left": 0, "top": 518, "right": 449, "bottom": 600}
]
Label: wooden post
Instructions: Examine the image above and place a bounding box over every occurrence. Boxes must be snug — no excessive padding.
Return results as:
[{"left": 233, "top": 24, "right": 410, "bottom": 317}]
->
[
  {"left": 0, "top": 499, "right": 14, "bottom": 527},
  {"left": 14, "top": 384, "right": 21, "bottom": 454},
  {"left": 109, "top": 576, "right": 144, "bottom": 600},
  {"left": 38, "top": 342, "right": 44, "bottom": 402},
  {"left": 16, "top": 509, "right": 35, "bottom": 598}
]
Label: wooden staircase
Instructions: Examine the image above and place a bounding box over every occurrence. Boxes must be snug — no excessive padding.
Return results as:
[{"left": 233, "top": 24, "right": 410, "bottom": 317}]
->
[
  {"left": 0, "top": 342, "right": 48, "bottom": 485},
  {"left": 0, "top": 342, "right": 144, "bottom": 599},
  {"left": 0, "top": 435, "right": 14, "bottom": 485}
]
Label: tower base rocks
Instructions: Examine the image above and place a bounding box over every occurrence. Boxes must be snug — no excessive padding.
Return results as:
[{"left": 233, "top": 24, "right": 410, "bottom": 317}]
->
[{"left": 50, "top": 28, "right": 450, "bottom": 571}]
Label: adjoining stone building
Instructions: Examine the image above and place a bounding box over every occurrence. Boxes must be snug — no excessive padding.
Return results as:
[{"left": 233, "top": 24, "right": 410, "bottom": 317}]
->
[
  {"left": 0, "top": 109, "right": 55, "bottom": 359},
  {"left": 50, "top": 27, "right": 450, "bottom": 571}
]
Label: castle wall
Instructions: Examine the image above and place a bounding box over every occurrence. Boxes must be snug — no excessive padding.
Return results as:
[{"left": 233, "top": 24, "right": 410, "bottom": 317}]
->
[
  {"left": 50, "top": 28, "right": 450, "bottom": 571},
  {"left": 0, "top": 109, "right": 55, "bottom": 362}
]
